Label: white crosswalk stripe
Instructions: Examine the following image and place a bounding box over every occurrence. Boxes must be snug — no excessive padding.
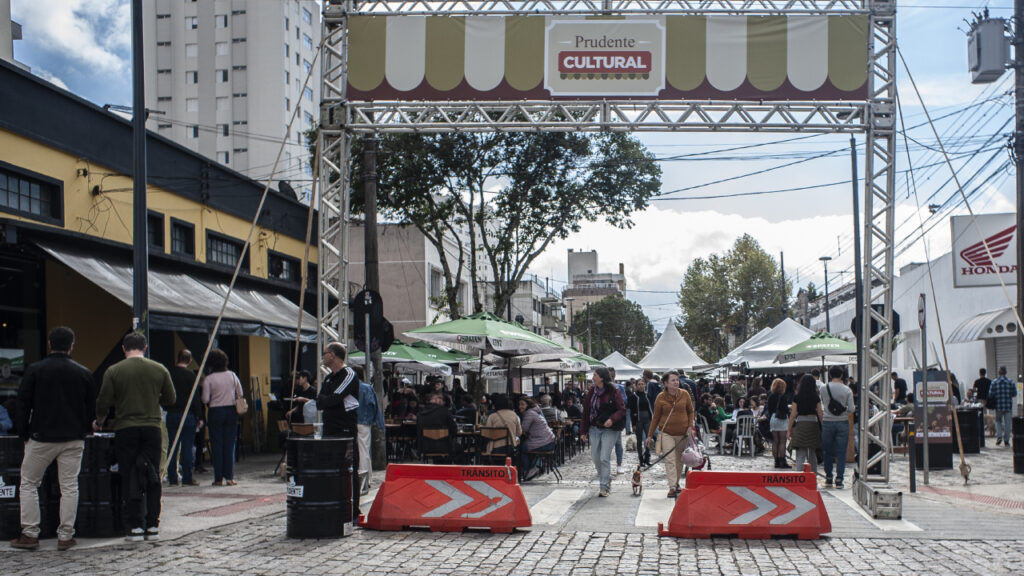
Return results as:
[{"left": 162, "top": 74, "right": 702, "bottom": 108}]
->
[
  {"left": 635, "top": 487, "right": 677, "bottom": 527},
  {"left": 530, "top": 489, "right": 585, "bottom": 524}
]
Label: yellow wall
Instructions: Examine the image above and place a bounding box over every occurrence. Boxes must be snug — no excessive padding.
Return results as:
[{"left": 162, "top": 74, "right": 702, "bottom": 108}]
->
[
  {"left": 44, "top": 259, "right": 131, "bottom": 370},
  {"left": 0, "top": 127, "right": 317, "bottom": 273},
  {"left": 236, "top": 336, "right": 272, "bottom": 444}
]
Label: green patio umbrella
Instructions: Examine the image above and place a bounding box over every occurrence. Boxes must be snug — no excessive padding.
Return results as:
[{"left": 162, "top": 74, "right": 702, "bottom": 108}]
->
[
  {"left": 774, "top": 331, "right": 857, "bottom": 364},
  {"left": 405, "top": 312, "right": 565, "bottom": 356},
  {"left": 348, "top": 339, "right": 471, "bottom": 376}
]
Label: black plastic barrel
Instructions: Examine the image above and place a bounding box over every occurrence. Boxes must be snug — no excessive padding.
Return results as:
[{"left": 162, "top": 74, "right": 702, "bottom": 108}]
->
[
  {"left": 285, "top": 437, "right": 354, "bottom": 539},
  {"left": 76, "top": 435, "right": 118, "bottom": 537},
  {"left": 956, "top": 408, "right": 981, "bottom": 454},
  {"left": 914, "top": 441, "right": 953, "bottom": 470},
  {"left": 0, "top": 435, "right": 23, "bottom": 539}
]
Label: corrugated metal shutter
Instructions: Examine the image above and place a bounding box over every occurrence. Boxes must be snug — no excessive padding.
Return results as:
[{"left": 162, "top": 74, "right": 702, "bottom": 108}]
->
[{"left": 994, "top": 337, "right": 1017, "bottom": 380}]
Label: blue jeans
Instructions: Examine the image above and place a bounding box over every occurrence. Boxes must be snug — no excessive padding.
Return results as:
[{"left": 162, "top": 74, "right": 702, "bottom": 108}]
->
[
  {"left": 995, "top": 410, "right": 1012, "bottom": 444},
  {"left": 589, "top": 427, "right": 618, "bottom": 491},
  {"left": 522, "top": 442, "right": 555, "bottom": 473},
  {"left": 166, "top": 412, "right": 197, "bottom": 483},
  {"left": 208, "top": 406, "right": 238, "bottom": 482},
  {"left": 821, "top": 420, "right": 850, "bottom": 482}
]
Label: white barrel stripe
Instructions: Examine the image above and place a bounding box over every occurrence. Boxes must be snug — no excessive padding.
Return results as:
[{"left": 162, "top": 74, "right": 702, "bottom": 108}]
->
[
  {"left": 385, "top": 16, "right": 426, "bottom": 91},
  {"left": 727, "top": 486, "right": 776, "bottom": 524},
  {"left": 422, "top": 480, "right": 474, "bottom": 517},
  {"left": 766, "top": 486, "right": 816, "bottom": 524},
  {"left": 461, "top": 481, "right": 513, "bottom": 519},
  {"left": 465, "top": 16, "right": 505, "bottom": 92},
  {"left": 706, "top": 16, "right": 747, "bottom": 92},
  {"left": 787, "top": 16, "right": 828, "bottom": 91}
]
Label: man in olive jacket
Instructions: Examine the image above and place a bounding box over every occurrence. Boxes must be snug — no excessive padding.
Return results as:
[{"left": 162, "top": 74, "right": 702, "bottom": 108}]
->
[
  {"left": 10, "top": 326, "right": 95, "bottom": 551},
  {"left": 95, "top": 332, "right": 175, "bottom": 542}
]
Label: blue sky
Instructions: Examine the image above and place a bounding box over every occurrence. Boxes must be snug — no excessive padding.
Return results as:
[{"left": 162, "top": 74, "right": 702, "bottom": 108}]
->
[{"left": 9, "top": 1, "right": 1019, "bottom": 329}]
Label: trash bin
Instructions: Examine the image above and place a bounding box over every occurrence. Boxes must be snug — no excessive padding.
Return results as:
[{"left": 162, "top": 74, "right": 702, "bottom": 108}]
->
[
  {"left": 76, "top": 434, "right": 119, "bottom": 537},
  {"left": 956, "top": 408, "right": 982, "bottom": 454},
  {"left": 0, "top": 435, "right": 23, "bottom": 539},
  {"left": 285, "top": 437, "right": 354, "bottom": 539}
]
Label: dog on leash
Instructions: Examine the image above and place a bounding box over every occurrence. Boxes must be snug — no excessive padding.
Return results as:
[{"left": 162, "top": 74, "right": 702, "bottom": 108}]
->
[{"left": 631, "top": 465, "right": 643, "bottom": 496}]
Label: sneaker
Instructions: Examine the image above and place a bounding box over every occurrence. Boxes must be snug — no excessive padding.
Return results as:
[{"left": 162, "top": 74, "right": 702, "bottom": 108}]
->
[
  {"left": 10, "top": 535, "right": 39, "bottom": 550},
  {"left": 598, "top": 487, "right": 610, "bottom": 497},
  {"left": 57, "top": 538, "right": 77, "bottom": 551},
  {"left": 996, "top": 439, "right": 1002, "bottom": 446},
  {"left": 616, "top": 465, "right": 624, "bottom": 475},
  {"left": 824, "top": 478, "right": 834, "bottom": 488},
  {"left": 835, "top": 480, "right": 845, "bottom": 489},
  {"left": 526, "top": 466, "right": 542, "bottom": 480},
  {"left": 145, "top": 527, "right": 160, "bottom": 541},
  {"left": 125, "top": 528, "right": 145, "bottom": 542},
  {"left": 182, "top": 479, "right": 200, "bottom": 486}
]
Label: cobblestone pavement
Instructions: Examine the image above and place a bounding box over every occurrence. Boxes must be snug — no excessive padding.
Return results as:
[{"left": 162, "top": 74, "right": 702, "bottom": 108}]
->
[{"left": 5, "top": 433, "right": 1024, "bottom": 575}]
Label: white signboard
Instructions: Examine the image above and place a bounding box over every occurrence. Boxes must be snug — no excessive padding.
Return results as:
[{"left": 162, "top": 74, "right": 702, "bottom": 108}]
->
[
  {"left": 545, "top": 18, "right": 666, "bottom": 96},
  {"left": 951, "top": 213, "right": 1017, "bottom": 288}
]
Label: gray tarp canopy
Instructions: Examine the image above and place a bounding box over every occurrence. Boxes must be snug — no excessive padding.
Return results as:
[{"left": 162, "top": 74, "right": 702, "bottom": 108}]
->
[{"left": 39, "top": 241, "right": 316, "bottom": 342}]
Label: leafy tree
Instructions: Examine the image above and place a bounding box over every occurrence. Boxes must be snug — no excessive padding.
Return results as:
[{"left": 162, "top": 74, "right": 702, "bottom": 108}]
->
[
  {"left": 805, "top": 281, "right": 819, "bottom": 302},
  {"left": 570, "top": 294, "right": 654, "bottom": 360},
  {"left": 677, "top": 235, "right": 791, "bottom": 359},
  {"left": 338, "top": 131, "right": 660, "bottom": 320}
]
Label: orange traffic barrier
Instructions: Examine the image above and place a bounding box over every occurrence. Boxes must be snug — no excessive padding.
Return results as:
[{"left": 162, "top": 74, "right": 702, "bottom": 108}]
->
[
  {"left": 659, "top": 464, "right": 831, "bottom": 539},
  {"left": 358, "top": 459, "right": 531, "bottom": 533}
]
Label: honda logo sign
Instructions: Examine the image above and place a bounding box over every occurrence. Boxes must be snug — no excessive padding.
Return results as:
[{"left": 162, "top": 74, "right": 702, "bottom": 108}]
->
[{"left": 951, "top": 213, "right": 1017, "bottom": 288}]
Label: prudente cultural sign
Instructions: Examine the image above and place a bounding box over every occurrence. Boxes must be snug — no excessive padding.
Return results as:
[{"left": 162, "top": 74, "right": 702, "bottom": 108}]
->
[
  {"left": 346, "top": 15, "right": 869, "bottom": 101},
  {"left": 951, "top": 213, "right": 1017, "bottom": 288}
]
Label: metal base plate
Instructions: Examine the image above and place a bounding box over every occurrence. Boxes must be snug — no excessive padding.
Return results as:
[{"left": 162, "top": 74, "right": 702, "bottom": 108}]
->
[{"left": 852, "top": 478, "right": 903, "bottom": 520}]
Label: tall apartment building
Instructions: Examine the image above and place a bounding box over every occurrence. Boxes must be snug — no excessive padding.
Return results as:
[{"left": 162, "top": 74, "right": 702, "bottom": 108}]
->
[
  {"left": 143, "top": 0, "right": 321, "bottom": 200},
  {"left": 0, "top": 0, "right": 27, "bottom": 70},
  {"left": 562, "top": 249, "right": 626, "bottom": 341}
]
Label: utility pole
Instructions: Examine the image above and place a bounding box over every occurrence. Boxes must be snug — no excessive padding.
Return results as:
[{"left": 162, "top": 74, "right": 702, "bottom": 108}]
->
[
  {"left": 130, "top": 0, "right": 148, "bottom": 346},
  {"left": 820, "top": 256, "right": 832, "bottom": 333},
  {"left": 1016, "top": 0, "right": 1024, "bottom": 382},
  {"left": 779, "top": 251, "right": 786, "bottom": 320},
  {"left": 363, "top": 135, "right": 385, "bottom": 471}
]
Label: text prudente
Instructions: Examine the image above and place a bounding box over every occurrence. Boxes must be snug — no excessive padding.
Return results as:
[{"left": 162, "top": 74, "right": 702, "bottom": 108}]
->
[{"left": 574, "top": 35, "right": 637, "bottom": 49}]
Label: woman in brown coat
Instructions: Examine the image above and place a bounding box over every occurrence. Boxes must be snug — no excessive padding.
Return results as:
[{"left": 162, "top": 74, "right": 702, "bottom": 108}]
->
[{"left": 646, "top": 370, "right": 694, "bottom": 498}]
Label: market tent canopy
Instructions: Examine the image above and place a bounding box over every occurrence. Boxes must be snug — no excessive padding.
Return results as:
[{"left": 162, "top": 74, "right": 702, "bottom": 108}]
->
[
  {"left": 600, "top": 351, "right": 643, "bottom": 380},
  {"left": 38, "top": 241, "right": 316, "bottom": 341},
  {"left": 718, "top": 326, "right": 773, "bottom": 366},
  {"left": 638, "top": 321, "right": 706, "bottom": 371},
  {"left": 728, "top": 318, "right": 815, "bottom": 370}
]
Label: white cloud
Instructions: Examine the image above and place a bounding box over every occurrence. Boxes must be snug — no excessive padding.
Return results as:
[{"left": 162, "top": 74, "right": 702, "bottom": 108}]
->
[
  {"left": 12, "top": 0, "right": 130, "bottom": 73},
  {"left": 33, "top": 68, "right": 68, "bottom": 90}
]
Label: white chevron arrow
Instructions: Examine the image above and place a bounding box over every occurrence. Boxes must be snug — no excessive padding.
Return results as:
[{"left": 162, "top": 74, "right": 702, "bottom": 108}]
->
[
  {"left": 461, "top": 481, "right": 513, "bottom": 519},
  {"left": 766, "top": 487, "right": 816, "bottom": 525},
  {"left": 422, "top": 480, "right": 475, "bottom": 517},
  {"left": 727, "top": 487, "right": 777, "bottom": 525}
]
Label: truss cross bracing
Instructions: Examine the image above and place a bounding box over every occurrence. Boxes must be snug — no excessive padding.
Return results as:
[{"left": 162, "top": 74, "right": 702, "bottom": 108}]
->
[{"left": 318, "top": 0, "right": 897, "bottom": 499}]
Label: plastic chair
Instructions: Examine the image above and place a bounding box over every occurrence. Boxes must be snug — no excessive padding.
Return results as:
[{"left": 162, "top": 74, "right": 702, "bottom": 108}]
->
[
  {"left": 734, "top": 415, "right": 756, "bottom": 457},
  {"left": 696, "top": 414, "right": 720, "bottom": 454}
]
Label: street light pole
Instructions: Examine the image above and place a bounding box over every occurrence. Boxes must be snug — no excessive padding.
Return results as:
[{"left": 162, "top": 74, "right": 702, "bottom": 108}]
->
[
  {"left": 565, "top": 297, "right": 576, "bottom": 350},
  {"left": 819, "top": 256, "right": 832, "bottom": 333},
  {"left": 595, "top": 320, "right": 603, "bottom": 358}
]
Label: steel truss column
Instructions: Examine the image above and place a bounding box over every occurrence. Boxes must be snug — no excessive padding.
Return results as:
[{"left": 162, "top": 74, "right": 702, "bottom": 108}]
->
[
  {"left": 317, "top": 4, "right": 352, "bottom": 362},
  {"left": 856, "top": 0, "right": 897, "bottom": 497}
]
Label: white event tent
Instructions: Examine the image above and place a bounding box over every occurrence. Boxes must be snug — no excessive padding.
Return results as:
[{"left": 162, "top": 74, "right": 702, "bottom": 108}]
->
[
  {"left": 600, "top": 351, "right": 644, "bottom": 380},
  {"left": 639, "top": 321, "right": 706, "bottom": 372}
]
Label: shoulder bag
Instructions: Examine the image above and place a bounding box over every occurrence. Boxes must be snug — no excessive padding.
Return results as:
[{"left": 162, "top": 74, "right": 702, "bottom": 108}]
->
[
  {"left": 234, "top": 374, "right": 249, "bottom": 415},
  {"left": 825, "top": 383, "right": 846, "bottom": 416}
]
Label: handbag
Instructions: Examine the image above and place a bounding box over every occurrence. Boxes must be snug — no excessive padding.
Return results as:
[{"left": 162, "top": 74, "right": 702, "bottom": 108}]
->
[
  {"left": 681, "top": 433, "right": 706, "bottom": 468},
  {"left": 234, "top": 377, "right": 249, "bottom": 415},
  {"left": 825, "top": 383, "right": 847, "bottom": 416}
]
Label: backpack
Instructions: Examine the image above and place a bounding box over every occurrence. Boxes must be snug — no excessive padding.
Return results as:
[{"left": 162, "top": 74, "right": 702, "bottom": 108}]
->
[{"left": 825, "top": 383, "right": 847, "bottom": 416}]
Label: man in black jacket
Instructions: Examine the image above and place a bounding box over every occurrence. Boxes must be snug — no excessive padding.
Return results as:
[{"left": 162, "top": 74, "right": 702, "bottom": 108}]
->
[
  {"left": 166, "top": 349, "right": 204, "bottom": 486},
  {"left": 11, "top": 326, "right": 95, "bottom": 551},
  {"left": 317, "top": 342, "right": 361, "bottom": 516}
]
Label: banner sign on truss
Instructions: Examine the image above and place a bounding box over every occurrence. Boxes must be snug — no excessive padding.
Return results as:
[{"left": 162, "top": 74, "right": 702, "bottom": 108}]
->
[
  {"left": 347, "top": 15, "right": 869, "bottom": 101},
  {"left": 951, "top": 213, "right": 1017, "bottom": 288}
]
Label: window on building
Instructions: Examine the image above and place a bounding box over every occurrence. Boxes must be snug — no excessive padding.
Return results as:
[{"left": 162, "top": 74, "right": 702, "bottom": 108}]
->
[
  {"left": 303, "top": 59, "right": 311, "bottom": 74},
  {"left": 156, "top": 41, "right": 171, "bottom": 47},
  {"left": 216, "top": 96, "right": 229, "bottom": 110},
  {"left": 217, "top": 151, "right": 229, "bottom": 164},
  {"left": 231, "top": 65, "right": 246, "bottom": 71},
  {"left": 232, "top": 92, "right": 247, "bottom": 98},
  {"left": 285, "top": 70, "right": 290, "bottom": 85},
  {"left": 186, "top": 70, "right": 198, "bottom": 83},
  {"left": 268, "top": 252, "right": 301, "bottom": 282},
  {"left": 157, "top": 123, "right": 171, "bottom": 130},
  {"left": 219, "top": 124, "right": 229, "bottom": 136},
  {"left": 232, "top": 120, "right": 247, "bottom": 126},
  {"left": 0, "top": 163, "right": 62, "bottom": 224},
  {"left": 157, "top": 96, "right": 172, "bottom": 102},
  {"left": 232, "top": 147, "right": 248, "bottom": 154},
  {"left": 186, "top": 43, "right": 197, "bottom": 57},
  {"left": 188, "top": 125, "right": 199, "bottom": 138},
  {"left": 429, "top": 268, "right": 443, "bottom": 300},
  {"left": 303, "top": 111, "right": 313, "bottom": 126},
  {"left": 157, "top": 69, "right": 171, "bottom": 75},
  {"left": 157, "top": 14, "right": 171, "bottom": 19},
  {"left": 302, "top": 33, "right": 312, "bottom": 51},
  {"left": 285, "top": 97, "right": 290, "bottom": 111},
  {"left": 302, "top": 8, "right": 312, "bottom": 24},
  {"left": 303, "top": 86, "right": 313, "bottom": 101},
  {"left": 284, "top": 43, "right": 289, "bottom": 58},
  {"left": 186, "top": 98, "right": 198, "bottom": 112},
  {"left": 186, "top": 16, "right": 198, "bottom": 29},
  {"left": 296, "top": 26, "right": 300, "bottom": 40},
  {"left": 170, "top": 219, "right": 195, "bottom": 258},
  {"left": 216, "top": 42, "right": 229, "bottom": 56},
  {"left": 215, "top": 14, "right": 228, "bottom": 28},
  {"left": 217, "top": 69, "right": 228, "bottom": 82},
  {"left": 285, "top": 17, "right": 289, "bottom": 31},
  {"left": 206, "top": 232, "right": 248, "bottom": 270},
  {"left": 147, "top": 211, "right": 164, "bottom": 252}
]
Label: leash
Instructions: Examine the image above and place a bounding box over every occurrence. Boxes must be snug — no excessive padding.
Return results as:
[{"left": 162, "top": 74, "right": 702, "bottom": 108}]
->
[{"left": 642, "top": 431, "right": 690, "bottom": 470}]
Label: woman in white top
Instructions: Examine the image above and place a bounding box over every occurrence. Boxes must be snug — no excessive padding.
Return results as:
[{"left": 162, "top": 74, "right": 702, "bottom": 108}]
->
[{"left": 201, "top": 349, "right": 244, "bottom": 486}]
